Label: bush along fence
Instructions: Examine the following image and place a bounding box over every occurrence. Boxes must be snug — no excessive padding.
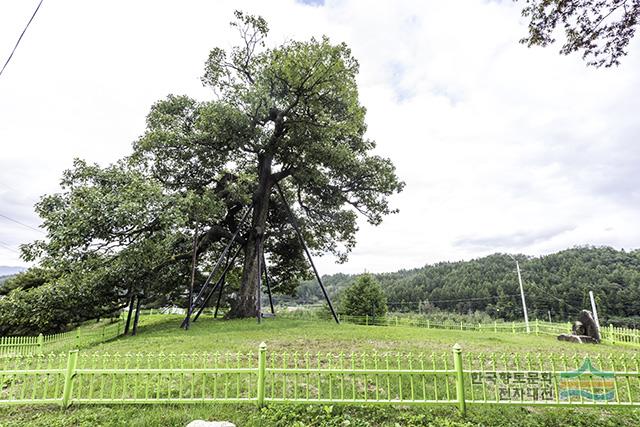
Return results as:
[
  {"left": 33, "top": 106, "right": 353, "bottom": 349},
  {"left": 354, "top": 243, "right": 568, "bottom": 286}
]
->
[
  {"left": 333, "top": 315, "right": 640, "bottom": 347},
  {"left": 0, "top": 319, "right": 124, "bottom": 356},
  {"left": 0, "top": 344, "right": 639, "bottom": 412}
]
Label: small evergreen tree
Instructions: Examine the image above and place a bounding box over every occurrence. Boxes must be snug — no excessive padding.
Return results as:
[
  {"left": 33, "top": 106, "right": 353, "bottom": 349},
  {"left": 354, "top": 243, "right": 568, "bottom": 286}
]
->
[{"left": 340, "top": 274, "right": 388, "bottom": 317}]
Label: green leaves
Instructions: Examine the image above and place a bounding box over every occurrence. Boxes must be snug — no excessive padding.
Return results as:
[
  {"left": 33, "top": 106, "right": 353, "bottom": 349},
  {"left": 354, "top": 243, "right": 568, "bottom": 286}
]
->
[
  {"left": 11, "top": 10, "right": 403, "bottom": 327},
  {"left": 518, "top": 0, "right": 640, "bottom": 67},
  {"left": 339, "top": 274, "right": 388, "bottom": 317}
]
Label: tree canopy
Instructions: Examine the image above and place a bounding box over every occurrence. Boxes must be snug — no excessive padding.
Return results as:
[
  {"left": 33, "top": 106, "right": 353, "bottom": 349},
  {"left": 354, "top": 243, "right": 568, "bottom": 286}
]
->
[
  {"left": 4, "top": 11, "right": 402, "bottom": 333},
  {"left": 518, "top": 0, "right": 640, "bottom": 67},
  {"left": 339, "top": 274, "right": 388, "bottom": 318}
]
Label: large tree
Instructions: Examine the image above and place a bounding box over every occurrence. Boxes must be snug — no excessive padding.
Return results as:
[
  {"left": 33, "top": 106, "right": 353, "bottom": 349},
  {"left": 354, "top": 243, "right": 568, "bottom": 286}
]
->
[
  {"left": 20, "top": 11, "right": 403, "bottom": 324},
  {"left": 518, "top": 0, "right": 640, "bottom": 67}
]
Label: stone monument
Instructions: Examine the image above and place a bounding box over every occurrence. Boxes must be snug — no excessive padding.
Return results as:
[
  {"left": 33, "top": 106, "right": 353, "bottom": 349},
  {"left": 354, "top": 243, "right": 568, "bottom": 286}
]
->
[{"left": 557, "top": 310, "right": 600, "bottom": 344}]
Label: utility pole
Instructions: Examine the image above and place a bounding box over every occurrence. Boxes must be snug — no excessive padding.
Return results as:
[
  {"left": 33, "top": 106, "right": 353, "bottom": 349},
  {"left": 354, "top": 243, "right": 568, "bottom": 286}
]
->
[
  {"left": 589, "top": 290, "right": 601, "bottom": 333},
  {"left": 509, "top": 255, "right": 530, "bottom": 334}
]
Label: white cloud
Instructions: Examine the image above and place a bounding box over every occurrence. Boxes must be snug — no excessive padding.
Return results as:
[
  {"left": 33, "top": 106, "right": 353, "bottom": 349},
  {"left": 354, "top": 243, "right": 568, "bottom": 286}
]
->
[{"left": 0, "top": 0, "right": 638, "bottom": 274}]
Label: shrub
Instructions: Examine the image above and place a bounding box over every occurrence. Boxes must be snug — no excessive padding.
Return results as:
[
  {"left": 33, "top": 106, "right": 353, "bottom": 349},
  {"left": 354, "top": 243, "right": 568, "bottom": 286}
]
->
[{"left": 339, "top": 274, "right": 387, "bottom": 317}]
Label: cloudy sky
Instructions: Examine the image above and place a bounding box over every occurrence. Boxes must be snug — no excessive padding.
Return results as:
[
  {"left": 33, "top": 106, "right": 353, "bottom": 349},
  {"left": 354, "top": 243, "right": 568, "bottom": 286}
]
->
[{"left": 0, "top": 0, "right": 639, "bottom": 274}]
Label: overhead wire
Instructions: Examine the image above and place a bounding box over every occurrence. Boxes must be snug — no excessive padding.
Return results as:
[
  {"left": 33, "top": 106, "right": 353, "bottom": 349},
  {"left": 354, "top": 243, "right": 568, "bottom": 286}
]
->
[
  {"left": 298, "top": 293, "right": 523, "bottom": 307},
  {"left": 0, "top": 212, "right": 44, "bottom": 234},
  {"left": 0, "top": 0, "right": 45, "bottom": 78},
  {"left": 300, "top": 286, "right": 585, "bottom": 316},
  {"left": 0, "top": 181, "right": 18, "bottom": 192},
  {"left": 0, "top": 240, "right": 19, "bottom": 254},
  {"left": 387, "top": 294, "right": 523, "bottom": 305},
  {"left": 519, "top": 277, "right": 584, "bottom": 314}
]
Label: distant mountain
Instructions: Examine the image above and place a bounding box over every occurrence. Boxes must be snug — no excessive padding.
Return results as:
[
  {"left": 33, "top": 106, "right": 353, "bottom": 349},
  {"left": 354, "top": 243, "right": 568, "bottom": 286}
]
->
[
  {"left": 0, "top": 266, "right": 26, "bottom": 276},
  {"left": 296, "top": 246, "right": 640, "bottom": 326}
]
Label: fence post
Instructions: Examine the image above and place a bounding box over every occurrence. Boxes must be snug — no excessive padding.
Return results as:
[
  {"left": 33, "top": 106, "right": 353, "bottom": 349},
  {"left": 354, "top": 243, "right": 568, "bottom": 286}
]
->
[
  {"left": 395, "top": 316, "right": 398, "bottom": 327},
  {"left": 37, "top": 333, "right": 44, "bottom": 354},
  {"left": 257, "top": 342, "right": 267, "bottom": 408},
  {"left": 535, "top": 319, "right": 539, "bottom": 336},
  {"left": 452, "top": 343, "right": 466, "bottom": 415},
  {"left": 61, "top": 350, "right": 79, "bottom": 408},
  {"left": 609, "top": 324, "right": 615, "bottom": 344},
  {"left": 494, "top": 321, "right": 497, "bottom": 333},
  {"left": 460, "top": 321, "right": 463, "bottom": 331},
  {"left": 75, "top": 329, "right": 81, "bottom": 348},
  {"left": 427, "top": 319, "right": 430, "bottom": 329},
  {"left": 511, "top": 322, "right": 515, "bottom": 334}
]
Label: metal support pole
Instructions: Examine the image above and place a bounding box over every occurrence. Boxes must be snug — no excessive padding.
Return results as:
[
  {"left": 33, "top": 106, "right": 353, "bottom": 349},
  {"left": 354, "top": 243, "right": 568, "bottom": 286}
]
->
[
  {"left": 193, "top": 276, "right": 223, "bottom": 322},
  {"left": 132, "top": 295, "right": 142, "bottom": 336},
  {"left": 589, "top": 290, "right": 601, "bottom": 333},
  {"left": 263, "top": 253, "right": 275, "bottom": 315},
  {"left": 124, "top": 290, "right": 135, "bottom": 335},
  {"left": 194, "top": 243, "right": 244, "bottom": 322},
  {"left": 275, "top": 183, "right": 339, "bottom": 324},
  {"left": 181, "top": 205, "right": 253, "bottom": 327},
  {"left": 256, "top": 232, "right": 262, "bottom": 324},
  {"left": 184, "top": 222, "right": 199, "bottom": 330},
  {"left": 213, "top": 275, "right": 225, "bottom": 318}
]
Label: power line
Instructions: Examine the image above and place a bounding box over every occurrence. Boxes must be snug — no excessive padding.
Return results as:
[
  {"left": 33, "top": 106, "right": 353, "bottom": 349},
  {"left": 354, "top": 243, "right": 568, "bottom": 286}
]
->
[
  {"left": 388, "top": 294, "right": 523, "bottom": 305},
  {"left": 0, "top": 213, "right": 44, "bottom": 234},
  {"left": 300, "top": 294, "right": 523, "bottom": 307},
  {"left": 0, "top": 0, "right": 45, "bottom": 78},
  {"left": 521, "top": 279, "right": 583, "bottom": 313},
  {"left": 0, "top": 241, "right": 19, "bottom": 254},
  {"left": 0, "top": 181, "right": 18, "bottom": 192},
  {"left": 302, "top": 291, "right": 583, "bottom": 314}
]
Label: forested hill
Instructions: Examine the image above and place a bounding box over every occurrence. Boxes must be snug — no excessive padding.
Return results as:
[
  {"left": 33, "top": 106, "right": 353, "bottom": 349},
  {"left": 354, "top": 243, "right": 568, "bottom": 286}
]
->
[{"left": 296, "top": 246, "right": 640, "bottom": 325}]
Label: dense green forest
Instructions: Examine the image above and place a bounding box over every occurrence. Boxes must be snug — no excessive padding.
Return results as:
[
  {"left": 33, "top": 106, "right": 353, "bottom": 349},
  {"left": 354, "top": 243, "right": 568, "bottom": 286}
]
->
[
  {"left": 3, "top": 246, "right": 638, "bottom": 335},
  {"left": 297, "top": 246, "right": 640, "bottom": 326}
]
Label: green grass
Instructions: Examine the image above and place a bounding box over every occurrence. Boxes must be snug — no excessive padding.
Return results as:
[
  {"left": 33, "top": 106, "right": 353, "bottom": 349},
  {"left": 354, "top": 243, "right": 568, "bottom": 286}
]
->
[
  {"left": 1, "top": 314, "right": 639, "bottom": 426},
  {"left": 87, "top": 314, "right": 637, "bottom": 357},
  {"left": 1, "top": 404, "right": 639, "bottom": 427}
]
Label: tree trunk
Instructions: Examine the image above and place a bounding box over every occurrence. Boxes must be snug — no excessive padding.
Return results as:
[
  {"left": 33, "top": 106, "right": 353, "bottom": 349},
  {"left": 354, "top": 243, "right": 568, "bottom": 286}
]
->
[
  {"left": 228, "top": 154, "right": 273, "bottom": 318},
  {"left": 124, "top": 290, "right": 135, "bottom": 335},
  {"left": 132, "top": 295, "right": 143, "bottom": 335}
]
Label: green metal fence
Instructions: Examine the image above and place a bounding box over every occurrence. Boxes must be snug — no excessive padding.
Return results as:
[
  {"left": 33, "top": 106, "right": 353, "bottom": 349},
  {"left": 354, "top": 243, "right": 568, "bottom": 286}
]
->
[
  {"left": 1, "top": 344, "right": 639, "bottom": 413},
  {"left": 337, "top": 314, "right": 561, "bottom": 334},
  {"left": 0, "top": 319, "right": 124, "bottom": 356},
  {"left": 335, "top": 315, "right": 640, "bottom": 347},
  {"left": 601, "top": 324, "right": 640, "bottom": 346}
]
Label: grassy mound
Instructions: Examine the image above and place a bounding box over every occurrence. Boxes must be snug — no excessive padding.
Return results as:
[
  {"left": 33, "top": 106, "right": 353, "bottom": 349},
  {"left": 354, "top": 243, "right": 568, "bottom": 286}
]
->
[{"left": 88, "top": 315, "right": 634, "bottom": 356}]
